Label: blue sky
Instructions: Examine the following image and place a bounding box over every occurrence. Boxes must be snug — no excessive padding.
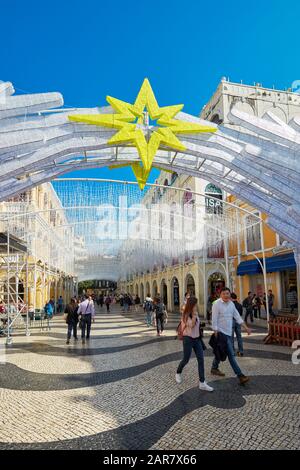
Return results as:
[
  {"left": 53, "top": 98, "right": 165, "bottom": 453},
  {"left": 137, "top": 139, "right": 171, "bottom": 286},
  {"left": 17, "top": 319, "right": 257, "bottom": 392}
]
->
[{"left": 1, "top": 0, "right": 299, "bottom": 182}]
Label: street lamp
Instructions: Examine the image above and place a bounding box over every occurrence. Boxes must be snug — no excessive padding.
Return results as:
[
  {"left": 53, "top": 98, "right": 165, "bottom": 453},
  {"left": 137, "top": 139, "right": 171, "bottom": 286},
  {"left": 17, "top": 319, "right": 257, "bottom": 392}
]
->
[{"left": 251, "top": 253, "right": 270, "bottom": 325}]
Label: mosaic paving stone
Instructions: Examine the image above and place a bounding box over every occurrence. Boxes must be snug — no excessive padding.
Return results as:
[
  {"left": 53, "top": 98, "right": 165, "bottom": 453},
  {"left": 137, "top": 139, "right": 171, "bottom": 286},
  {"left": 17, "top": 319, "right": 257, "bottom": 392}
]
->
[{"left": 0, "top": 305, "right": 299, "bottom": 449}]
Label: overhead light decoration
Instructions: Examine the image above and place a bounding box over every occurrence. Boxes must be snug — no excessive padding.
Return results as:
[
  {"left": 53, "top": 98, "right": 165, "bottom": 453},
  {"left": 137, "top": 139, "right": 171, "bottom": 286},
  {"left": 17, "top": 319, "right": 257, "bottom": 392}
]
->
[{"left": 69, "top": 78, "right": 216, "bottom": 189}]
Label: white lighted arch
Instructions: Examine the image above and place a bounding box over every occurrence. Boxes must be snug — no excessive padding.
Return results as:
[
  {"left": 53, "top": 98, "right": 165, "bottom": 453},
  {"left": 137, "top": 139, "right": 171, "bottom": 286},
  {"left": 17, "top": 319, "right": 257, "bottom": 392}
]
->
[{"left": 0, "top": 80, "right": 299, "bottom": 249}]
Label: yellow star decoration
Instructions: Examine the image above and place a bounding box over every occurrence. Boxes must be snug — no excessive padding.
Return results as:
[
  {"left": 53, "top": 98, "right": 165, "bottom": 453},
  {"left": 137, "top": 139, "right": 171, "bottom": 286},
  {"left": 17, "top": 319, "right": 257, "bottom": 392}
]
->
[{"left": 68, "top": 78, "right": 216, "bottom": 189}]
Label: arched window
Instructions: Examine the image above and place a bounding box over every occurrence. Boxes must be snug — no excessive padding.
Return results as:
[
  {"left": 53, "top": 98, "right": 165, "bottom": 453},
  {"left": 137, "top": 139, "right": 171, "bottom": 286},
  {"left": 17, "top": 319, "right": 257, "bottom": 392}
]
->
[
  {"left": 183, "top": 188, "right": 194, "bottom": 205},
  {"left": 211, "top": 113, "right": 223, "bottom": 124},
  {"left": 183, "top": 188, "right": 195, "bottom": 232},
  {"left": 205, "top": 184, "right": 223, "bottom": 215},
  {"left": 170, "top": 172, "right": 178, "bottom": 185},
  {"left": 50, "top": 203, "right": 56, "bottom": 226}
]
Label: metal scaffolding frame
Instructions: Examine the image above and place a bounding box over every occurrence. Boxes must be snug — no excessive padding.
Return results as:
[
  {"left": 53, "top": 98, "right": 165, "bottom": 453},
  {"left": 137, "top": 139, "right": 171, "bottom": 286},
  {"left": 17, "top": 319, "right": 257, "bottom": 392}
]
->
[
  {"left": 0, "top": 201, "right": 77, "bottom": 344},
  {"left": 0, "top": 231, "right": 30, "bottom": 344}
]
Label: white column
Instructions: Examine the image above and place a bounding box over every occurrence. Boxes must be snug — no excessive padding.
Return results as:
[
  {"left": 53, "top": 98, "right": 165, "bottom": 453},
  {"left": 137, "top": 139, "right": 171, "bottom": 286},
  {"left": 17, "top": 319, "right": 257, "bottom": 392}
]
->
[
  {"left": 236, "top": 209, "right": 244, "bottom": 301},
  {"left": 293, "top": 249, "right": 300, "bottom": 322}
]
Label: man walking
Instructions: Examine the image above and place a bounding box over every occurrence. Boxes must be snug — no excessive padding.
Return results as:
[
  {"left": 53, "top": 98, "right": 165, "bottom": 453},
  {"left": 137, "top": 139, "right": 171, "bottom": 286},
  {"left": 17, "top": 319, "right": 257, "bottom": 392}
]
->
[
  {"left": 287, "top": 287, "right": 298, "bottom": 315},
  {"left": 144, "top": 294, "right": 153, "bottom": 327},
  {"left": 268, "top": 289, "right": 275, "bottom": 318},
  {"left": 211, "top": 287, "right": 251, "bottom": 385},
  {"left": 78, "top": 295, "right": 95, "bottom": 344},
  {"left": 243, "top": 292, "right": 254, "bottom": 324},
  {"left": 105, "top": 295, "right": 111, "bottom": 313}
]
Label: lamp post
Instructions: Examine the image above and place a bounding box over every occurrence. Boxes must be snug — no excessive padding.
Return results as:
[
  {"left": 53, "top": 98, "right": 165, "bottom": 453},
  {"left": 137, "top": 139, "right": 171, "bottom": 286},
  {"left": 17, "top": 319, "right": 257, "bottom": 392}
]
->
[{"left": 251, "top": 253, "right": 270, "bottom": 328}]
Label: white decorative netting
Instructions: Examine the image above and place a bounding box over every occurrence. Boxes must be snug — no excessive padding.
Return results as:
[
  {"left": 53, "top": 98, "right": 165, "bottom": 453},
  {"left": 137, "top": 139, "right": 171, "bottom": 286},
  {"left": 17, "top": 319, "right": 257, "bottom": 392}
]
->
[{"left": 47, "top": 179, "right": 260, "bottom": 281}]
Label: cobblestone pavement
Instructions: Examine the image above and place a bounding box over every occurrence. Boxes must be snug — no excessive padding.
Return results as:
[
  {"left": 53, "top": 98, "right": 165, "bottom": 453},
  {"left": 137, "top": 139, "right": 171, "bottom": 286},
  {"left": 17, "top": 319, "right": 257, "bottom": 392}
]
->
[{"left": 0, "top": 305, "right": 299, "bottom": 450}]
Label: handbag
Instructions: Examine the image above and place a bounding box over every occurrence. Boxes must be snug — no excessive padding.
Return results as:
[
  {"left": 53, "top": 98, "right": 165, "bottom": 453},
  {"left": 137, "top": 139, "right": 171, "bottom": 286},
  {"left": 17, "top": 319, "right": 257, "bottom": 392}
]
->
[{"left": 199, "top": 320, "right": 205, "bottom": 338}]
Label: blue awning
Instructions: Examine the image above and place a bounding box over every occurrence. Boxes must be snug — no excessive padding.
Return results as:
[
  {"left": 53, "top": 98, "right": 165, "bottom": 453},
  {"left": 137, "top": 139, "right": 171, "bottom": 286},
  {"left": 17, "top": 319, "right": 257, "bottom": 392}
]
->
[
  {"left": 237, "top": 259, "right": 262, "bottom": 276},
  {"left": 265, "top": 252, "right": 296, "bottom": 273},
  {"left": 237, "top": 252, "right": 296, "bottom": 276}
]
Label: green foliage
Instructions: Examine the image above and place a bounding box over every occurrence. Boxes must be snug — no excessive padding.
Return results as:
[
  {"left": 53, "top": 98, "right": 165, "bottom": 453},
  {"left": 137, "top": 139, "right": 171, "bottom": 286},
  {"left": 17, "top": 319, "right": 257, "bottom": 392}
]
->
[{"left": 78, "top": 280, "right": 95, "bottom": 294}]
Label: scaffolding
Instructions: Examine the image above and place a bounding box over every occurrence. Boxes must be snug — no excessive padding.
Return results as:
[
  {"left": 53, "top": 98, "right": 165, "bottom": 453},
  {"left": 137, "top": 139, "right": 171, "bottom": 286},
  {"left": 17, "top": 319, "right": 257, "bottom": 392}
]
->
[
  {"left": 0, "top": 201, "right": 77, "bottom": 344},
  {"left": 0, "top": 231, "right": 29, "bottom": 344}
]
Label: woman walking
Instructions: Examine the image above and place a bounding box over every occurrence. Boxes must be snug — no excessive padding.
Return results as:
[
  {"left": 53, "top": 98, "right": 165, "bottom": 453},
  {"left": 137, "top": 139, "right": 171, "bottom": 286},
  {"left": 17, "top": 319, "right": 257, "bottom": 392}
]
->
[
  {"left": 105, "top": 295, "right": 111, "bottom": 312},
  {"left": 176, "top": 297, "right": 213, "bottom": 392},
  {"left": 153, "top": 296, "right": 166, "bottom": 336},
  {"left": 65, "top": 298, "right": 79, "bottom": 344},
  {"left": 134, "top": 294, "right": 141, "bottom": 313}
]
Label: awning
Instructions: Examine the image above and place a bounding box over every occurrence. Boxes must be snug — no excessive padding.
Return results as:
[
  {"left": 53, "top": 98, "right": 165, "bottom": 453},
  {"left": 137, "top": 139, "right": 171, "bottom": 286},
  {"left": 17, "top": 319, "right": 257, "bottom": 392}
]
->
[
  {"left": 265, "top": 252, "right": 296, "bottom": 272},
  {"left": 237, "top": 259, "right": 262, "bottom": 276},
  {"left": 237, "top": 252, "right": 296, "bottom": 276}
]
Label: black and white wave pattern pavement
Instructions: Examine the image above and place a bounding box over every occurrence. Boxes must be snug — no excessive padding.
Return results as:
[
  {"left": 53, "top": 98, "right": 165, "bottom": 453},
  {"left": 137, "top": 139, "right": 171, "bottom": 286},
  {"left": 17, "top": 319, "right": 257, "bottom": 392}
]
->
[{"left": 0, "top": 306, "right": 299, "bottom": 450}]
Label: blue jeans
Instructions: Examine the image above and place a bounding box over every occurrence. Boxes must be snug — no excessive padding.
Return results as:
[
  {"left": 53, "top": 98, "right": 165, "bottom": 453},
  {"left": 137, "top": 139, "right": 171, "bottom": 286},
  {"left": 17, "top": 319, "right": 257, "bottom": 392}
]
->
[
  {"left": 145, "top": 311, "right": 152, "bottom": 326},
  {"left": 81, "top": 314, "right": 92, "bottom": 339},
  {"left": 212, "top": 333, "right": 243, "bottom": 377},
  {"left": 232, "top": 321, "right": 244, "bottom": 354},
  {"left": 177, "top": 336, "right": 205, "bottom": 383}
]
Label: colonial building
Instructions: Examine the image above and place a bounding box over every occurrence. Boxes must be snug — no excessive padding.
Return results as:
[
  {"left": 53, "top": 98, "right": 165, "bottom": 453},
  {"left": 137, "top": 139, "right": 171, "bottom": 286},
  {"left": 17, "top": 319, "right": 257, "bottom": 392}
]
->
[{"left": 200, "top": 79, "right": 300, "bottom": 313}]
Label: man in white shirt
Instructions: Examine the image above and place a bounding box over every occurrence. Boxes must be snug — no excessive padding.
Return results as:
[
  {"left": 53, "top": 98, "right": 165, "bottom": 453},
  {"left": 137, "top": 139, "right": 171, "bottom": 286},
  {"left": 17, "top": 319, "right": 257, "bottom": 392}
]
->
[
  {"left": 211, "top": 287, "right": 251, "bottom": 385},
  {"left": 78, "top": 295, "right": 95, "bottom": 344}
]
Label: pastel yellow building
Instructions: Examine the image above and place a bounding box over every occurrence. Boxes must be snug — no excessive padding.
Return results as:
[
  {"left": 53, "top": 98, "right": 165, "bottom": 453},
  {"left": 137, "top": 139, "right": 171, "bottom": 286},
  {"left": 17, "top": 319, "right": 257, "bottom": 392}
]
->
[{"left": 227, "top": 196, "right": 297, "bottom": 312}]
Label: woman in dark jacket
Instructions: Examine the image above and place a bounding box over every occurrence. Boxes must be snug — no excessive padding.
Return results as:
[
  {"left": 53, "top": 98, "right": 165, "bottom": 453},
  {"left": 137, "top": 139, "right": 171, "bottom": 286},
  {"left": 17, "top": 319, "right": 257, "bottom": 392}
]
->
[
  {"left": 65, "top": 298, "right": 79, "bottom": 344},
  {"left": 153, "top": 296, "right": 166, "bottom": 336}
]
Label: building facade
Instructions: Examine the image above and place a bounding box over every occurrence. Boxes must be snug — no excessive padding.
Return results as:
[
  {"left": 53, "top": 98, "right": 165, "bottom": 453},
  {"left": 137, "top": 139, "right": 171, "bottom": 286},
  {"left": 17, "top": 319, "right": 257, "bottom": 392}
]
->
[{"left": 202, "top": 79, "right": 300, "bottom": 312}]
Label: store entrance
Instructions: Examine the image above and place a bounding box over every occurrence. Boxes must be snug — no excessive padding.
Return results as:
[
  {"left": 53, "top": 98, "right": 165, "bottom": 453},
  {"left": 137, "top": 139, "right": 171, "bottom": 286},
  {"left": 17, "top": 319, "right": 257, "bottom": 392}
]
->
[
  {"left": 208, "top": 272, "right": 225, "bottom": 298},
  {"left": 281, "top": 270, "right": 297, "bottom": 307}
]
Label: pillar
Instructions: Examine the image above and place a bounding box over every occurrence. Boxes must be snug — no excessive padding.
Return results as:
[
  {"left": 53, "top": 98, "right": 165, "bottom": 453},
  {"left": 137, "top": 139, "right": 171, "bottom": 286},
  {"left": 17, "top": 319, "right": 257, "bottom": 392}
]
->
[{"left": 294, "top": 249, "right": 300, "bottom": 321}]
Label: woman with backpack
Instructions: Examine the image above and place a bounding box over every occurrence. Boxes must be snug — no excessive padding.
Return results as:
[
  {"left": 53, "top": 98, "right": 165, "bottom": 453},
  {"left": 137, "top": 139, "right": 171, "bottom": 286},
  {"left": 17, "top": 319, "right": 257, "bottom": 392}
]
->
[
  {"left": 176, "top": 297, "right": 213, "bottom": 392},
  {"left": 153, "top": 296, "right": 166, "bottom": 336}
]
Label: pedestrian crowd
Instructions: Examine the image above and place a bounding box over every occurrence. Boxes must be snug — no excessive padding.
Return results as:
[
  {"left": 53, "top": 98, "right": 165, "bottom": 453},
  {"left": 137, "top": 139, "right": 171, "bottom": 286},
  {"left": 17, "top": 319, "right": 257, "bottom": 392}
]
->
[
  {"left": 206, "top": 288, "right": 288, "bottom": 325},
  {"left": 2, "top": 283, "right": 297, "bottom": 394}
]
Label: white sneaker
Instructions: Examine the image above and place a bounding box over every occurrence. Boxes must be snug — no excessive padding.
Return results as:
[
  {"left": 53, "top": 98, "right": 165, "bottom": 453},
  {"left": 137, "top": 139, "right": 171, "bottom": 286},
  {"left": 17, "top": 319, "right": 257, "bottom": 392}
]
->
[
  {"left": 175, "top": 373, "right": 182, "bottom": 384},
  {"left": 199, "top": 381, "right": 214, "bottom": 392}
]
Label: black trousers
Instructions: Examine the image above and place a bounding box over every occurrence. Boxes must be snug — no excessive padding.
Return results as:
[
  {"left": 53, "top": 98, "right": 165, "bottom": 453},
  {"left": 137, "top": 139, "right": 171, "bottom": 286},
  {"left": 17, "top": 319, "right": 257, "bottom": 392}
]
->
[
  {"left": 81, "top": 314, "right": 92, "bottom": 338},
  {"left": 245, "top": 309, "right": 254, "bottom": 323},
  {"left": 156, "top": 314, "right": 164, "bottom": 333},
  {"left": 67, "top": 320, "right": 78, "bottom": 339}
]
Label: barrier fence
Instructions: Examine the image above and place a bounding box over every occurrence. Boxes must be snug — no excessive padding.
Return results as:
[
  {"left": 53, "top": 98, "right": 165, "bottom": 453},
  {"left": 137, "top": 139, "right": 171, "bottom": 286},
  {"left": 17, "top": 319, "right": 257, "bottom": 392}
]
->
[{"left": 264, "top": 315, "right": 300, "bottom": 347}]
